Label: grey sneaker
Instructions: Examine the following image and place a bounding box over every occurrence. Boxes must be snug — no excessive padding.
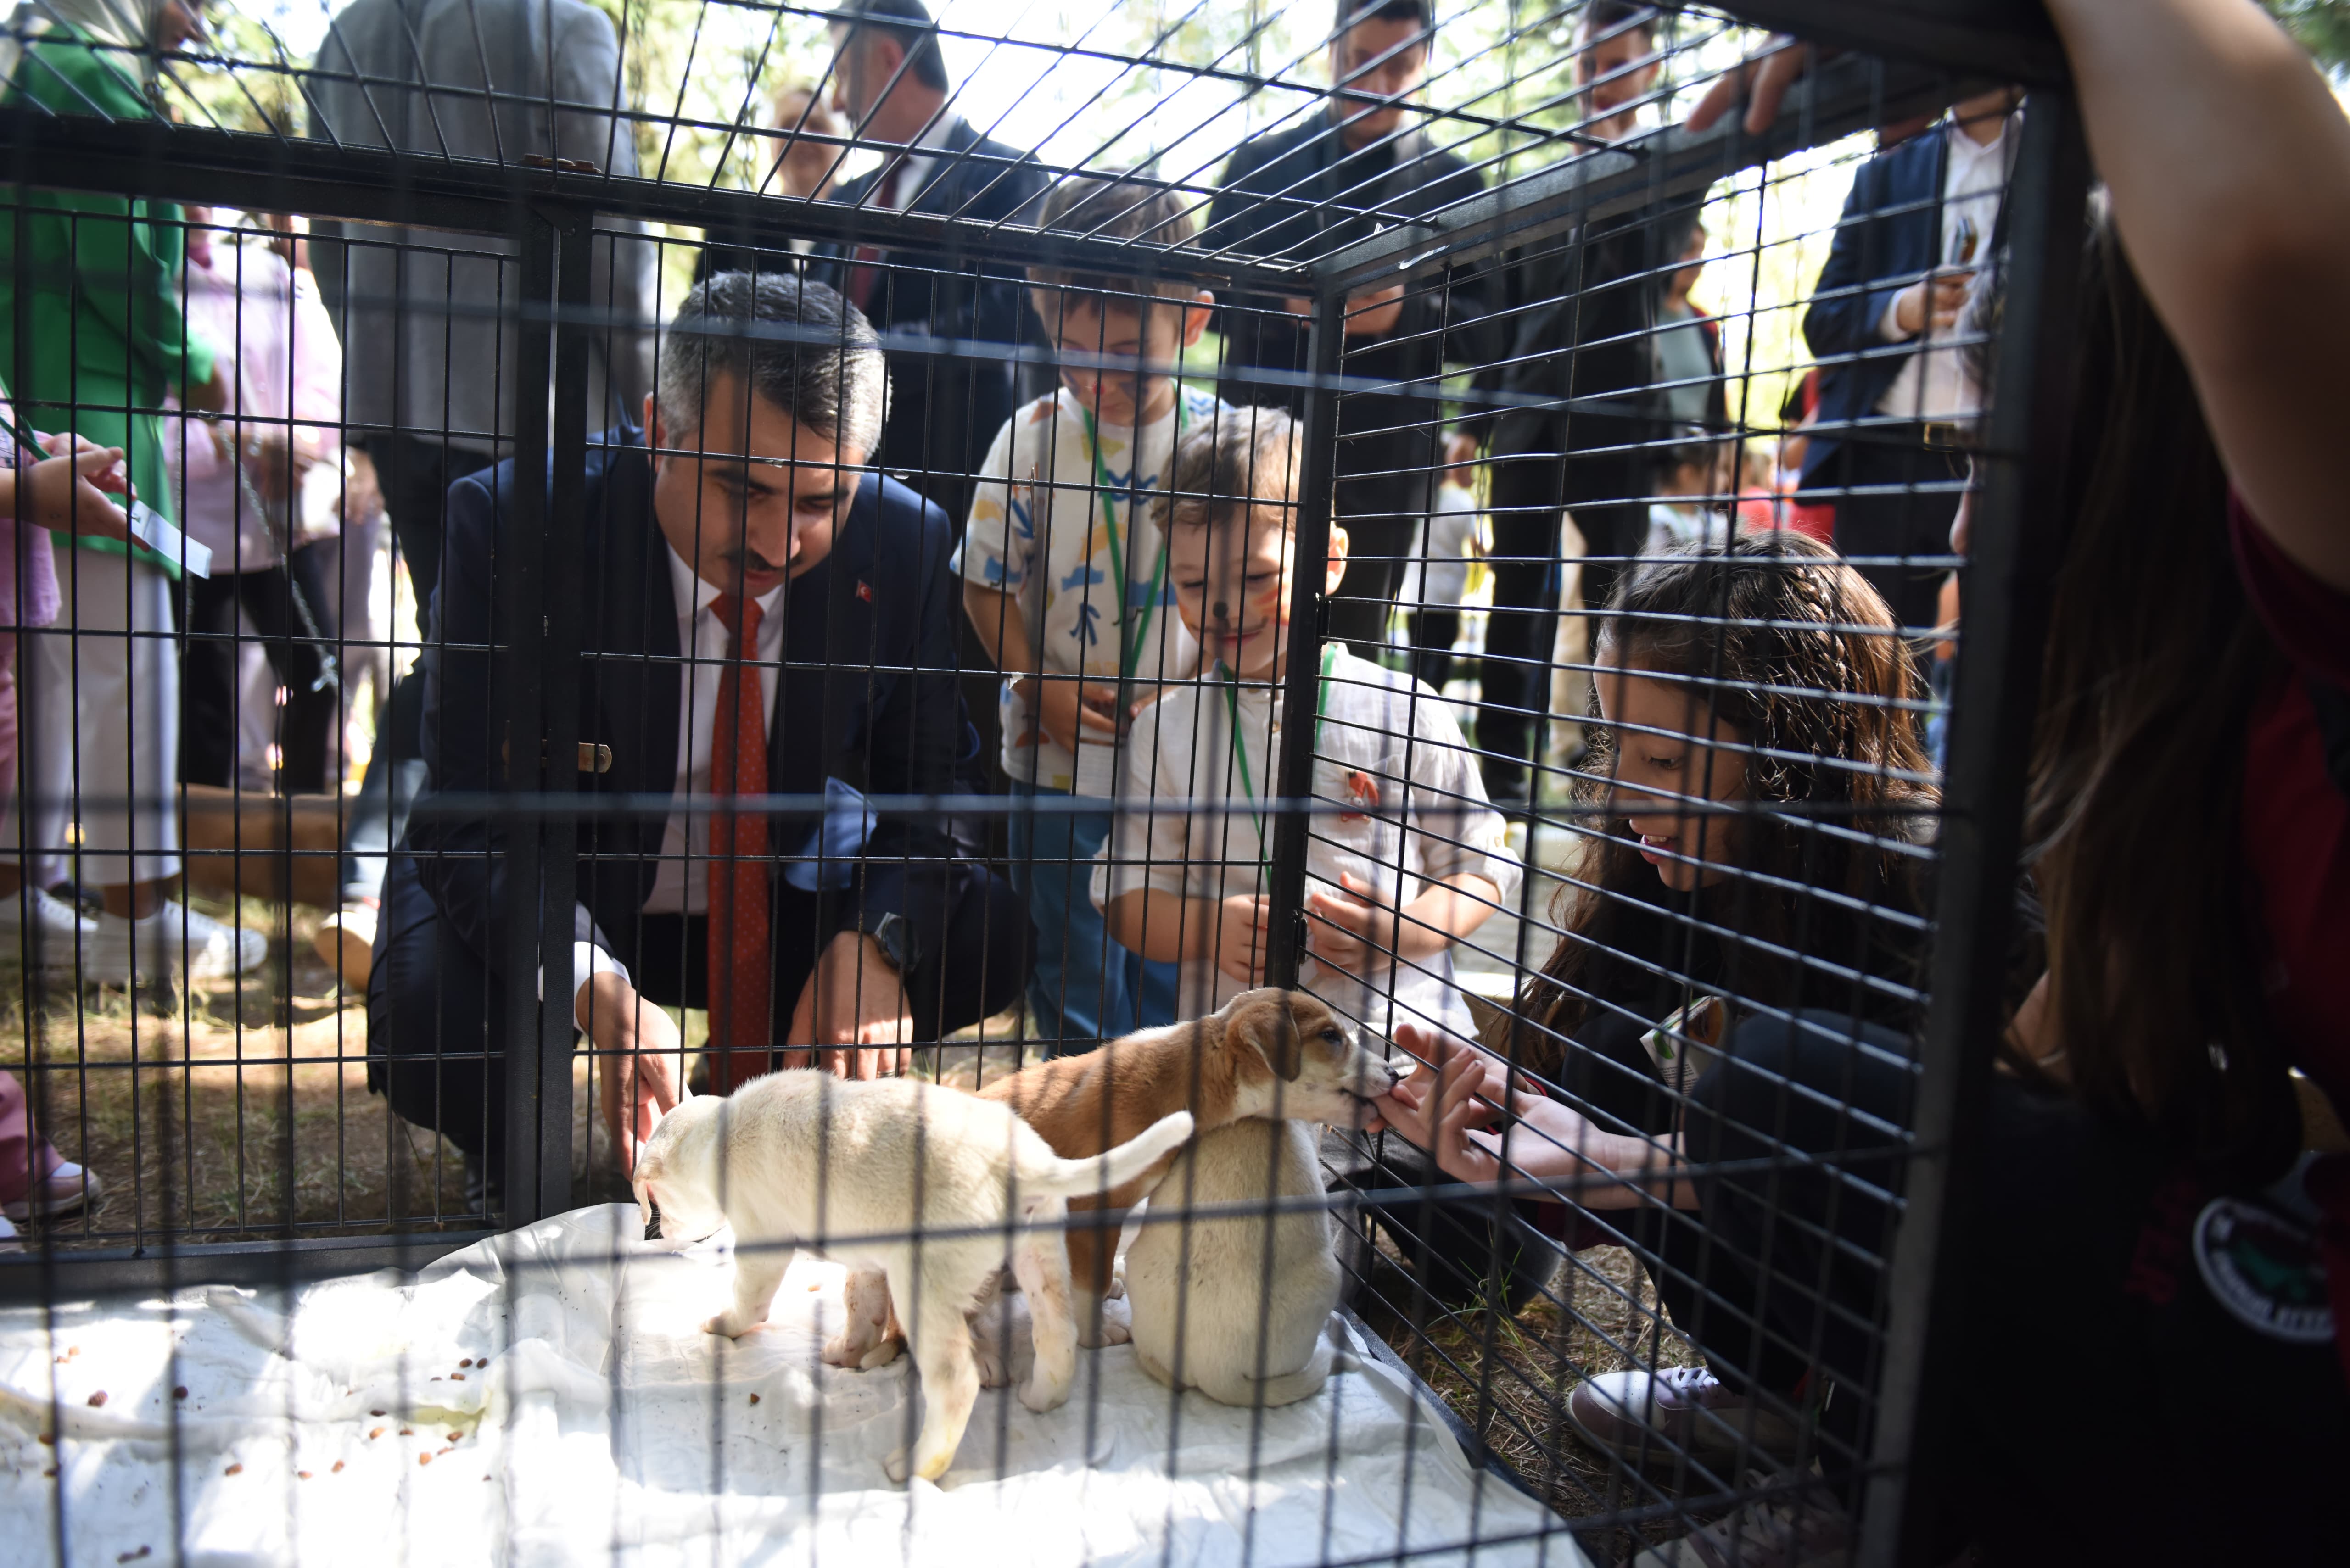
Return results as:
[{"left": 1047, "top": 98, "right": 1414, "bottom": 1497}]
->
[
  {"left": 1568, "top": 1365, "right": 1804, "bottom": 1466},
  {"left": 1631, "top": 1471, "right": 1855, "bottom": 1567},
  {"left": 4, "top": 1161, "right": 102, "bottom": 1221}
]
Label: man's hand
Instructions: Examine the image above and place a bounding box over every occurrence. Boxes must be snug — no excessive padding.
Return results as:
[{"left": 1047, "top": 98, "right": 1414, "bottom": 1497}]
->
[
  {"left": 1021, "top": 673, "right": 1123, "bottom": 755},
  {"left": 1891, "top": 271, "right": 1974, "bottom": 339},
  {"left": 1280, "top": 281, "right": 1408, "bottom": 338},
  {"left": 1213, "top": 892, "right": 1270, "bottom": 988},
  {"left": 578, "top": 969, "right": 684, "bottom": 1173},
  {"left": 1686, "top": 35, "right": 1815, "bottom": 138},
  {"left": 784, "top": 929, "right": 916, "bottom": 1079}
]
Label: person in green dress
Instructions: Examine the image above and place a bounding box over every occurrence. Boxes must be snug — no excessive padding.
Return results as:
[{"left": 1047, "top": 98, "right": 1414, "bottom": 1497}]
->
[{"left": 0, "top": 0, "right": 266, "bottom": 983}]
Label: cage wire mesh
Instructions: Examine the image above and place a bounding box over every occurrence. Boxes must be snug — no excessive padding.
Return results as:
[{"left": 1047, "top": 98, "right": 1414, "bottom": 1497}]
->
[{"left": 0, "top": 0, "right": 2089, "bottom": 1563}]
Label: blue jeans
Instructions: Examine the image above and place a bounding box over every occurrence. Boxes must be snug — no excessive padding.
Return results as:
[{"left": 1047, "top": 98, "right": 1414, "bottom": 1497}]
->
[{"left": 1009, "top": 785, "right": 1177, "bottom": 1055}]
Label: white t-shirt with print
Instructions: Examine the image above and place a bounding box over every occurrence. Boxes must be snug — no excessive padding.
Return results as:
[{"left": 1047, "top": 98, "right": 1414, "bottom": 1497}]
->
[
  {"left": 1091, "top": 646, "right": 1522, "bottom": 1042},
  {"left": 953, "top": 385, "right": 1225, "bottom": 792}
]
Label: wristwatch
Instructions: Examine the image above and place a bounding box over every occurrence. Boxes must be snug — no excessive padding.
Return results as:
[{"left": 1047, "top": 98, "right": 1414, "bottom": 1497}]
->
[{"left": 862, "top": 910, "right": 916, "bottom": 976}]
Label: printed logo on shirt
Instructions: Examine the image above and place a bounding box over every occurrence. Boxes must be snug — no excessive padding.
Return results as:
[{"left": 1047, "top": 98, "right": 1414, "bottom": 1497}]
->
[
  {"left": 1340, "top": 770, "right": 1381, "bottom": 823},
  {"left": 856, "top": 579, "right": 873, "bottom": 603},
  {"left": 2192, "top": 1195, "right": 2335, "bottom": 1344}
]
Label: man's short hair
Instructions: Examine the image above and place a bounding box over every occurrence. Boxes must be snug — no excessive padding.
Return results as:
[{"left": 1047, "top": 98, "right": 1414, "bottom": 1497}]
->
[
  {"left": 657, "top": 272, "right": 885, "bottom": 456},
  {"left": 1159, "top": 407, "right": 1303, "bottom": 535},
  {"left": 1336, "top": 0, "right": 1432, "bottom": 34},
  {"left": 1580, "top": 1, "right": 1659, "bottom": 42},
  {"left": 1025, "top": 173, "right": 1203, "bottom": 304},
  {"left": 829, "top": 0, "right": 950, "bottom": 94}
]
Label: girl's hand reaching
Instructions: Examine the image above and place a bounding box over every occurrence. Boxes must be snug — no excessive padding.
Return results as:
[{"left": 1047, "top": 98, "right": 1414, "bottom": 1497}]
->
[{"left": 1367, "top": 1023, "right": 1510, "bottom": 1143}]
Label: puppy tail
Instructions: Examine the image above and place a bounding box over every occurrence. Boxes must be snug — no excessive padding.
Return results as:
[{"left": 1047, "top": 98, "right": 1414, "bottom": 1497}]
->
[{"left": 1029, "top": 1110, "right": 1195, "bottom": 1199}]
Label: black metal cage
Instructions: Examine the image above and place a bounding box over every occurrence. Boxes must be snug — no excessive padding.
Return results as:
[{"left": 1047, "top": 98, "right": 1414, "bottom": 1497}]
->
[{"left": 0, "top": 2, "right": 2098, "bottom": 1563}]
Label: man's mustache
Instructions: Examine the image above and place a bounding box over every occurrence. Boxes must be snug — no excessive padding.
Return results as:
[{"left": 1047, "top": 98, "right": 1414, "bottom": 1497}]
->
[{"left": 724, "top": 546, "right": 786, "bottom": 576}]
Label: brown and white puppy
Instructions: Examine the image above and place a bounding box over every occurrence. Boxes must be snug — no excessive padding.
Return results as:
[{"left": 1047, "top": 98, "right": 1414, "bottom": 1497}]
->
[
  {"left": 633, "top": 1071, "right": 1193, "bottom": 1484},
  {"left": 978, "top": 987, "right": 1398, "bottom": 1348}
]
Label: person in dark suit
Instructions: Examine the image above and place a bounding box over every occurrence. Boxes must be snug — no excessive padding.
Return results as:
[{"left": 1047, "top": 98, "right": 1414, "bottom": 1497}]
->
[
  {"left": 1203, "top": 0, "right": 1494, "bottom": 662},
  {"left": 1799, "top": 89, "right": 2020, "bottom": 634},
  {"left": 366, "top": 273, "right": 1026, "bottom": 1191},
  {"left": 1473, "top": 2, "right": 1698, "bottom": 808}
]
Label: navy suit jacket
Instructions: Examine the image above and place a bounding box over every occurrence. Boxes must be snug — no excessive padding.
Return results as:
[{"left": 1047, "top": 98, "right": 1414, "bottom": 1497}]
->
[
  {"left": 412, "top": 425, "right": 977, "bottom": 981},
  {"left": 1800, "top": 129, "right": 1959, "bottom": 482}
]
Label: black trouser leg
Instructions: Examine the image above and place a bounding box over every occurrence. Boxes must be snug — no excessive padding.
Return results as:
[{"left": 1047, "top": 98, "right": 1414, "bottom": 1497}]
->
[
  {"left": 1346, "top": 1136, "right": 1556, "bottom": 1314},
  {"left": 178, "top": 573, "right": 245, "bottom": 788},
  {"left": 366, "top": 851, "right": 506, "bottom": 1167},
  {"left": 1406, "top": 608, "right": 1459, "bottom": 692},
  {"left": 1817, "top": 436, "right": 1964, "bottom": 636},
  {"left": 273, "top": 541, "right": 341, "bottom": 794},
  {"left": 1324, "top": 470, "right": 1432, "bottom": 661},
  {"left": 178, "top": 564, "right": 336, "bottom": 792}
]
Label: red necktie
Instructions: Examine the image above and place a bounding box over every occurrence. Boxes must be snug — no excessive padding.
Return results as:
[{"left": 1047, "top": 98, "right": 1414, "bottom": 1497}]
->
[
  {"left": 846, "top": 161, "right": 906, "bottom": 313},
  {"left": 707, "top": 593, "right": 773, "bottom": 1093}
]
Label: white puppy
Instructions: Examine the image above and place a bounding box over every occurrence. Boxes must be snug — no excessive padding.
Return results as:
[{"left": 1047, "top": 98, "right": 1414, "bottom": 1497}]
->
[
  {"left": 1124, "top": 1117, "right": 1341, "bottom": 1408},
  {"left": 633, "top": 1070, "right": 1193, "bottom": 1484}
]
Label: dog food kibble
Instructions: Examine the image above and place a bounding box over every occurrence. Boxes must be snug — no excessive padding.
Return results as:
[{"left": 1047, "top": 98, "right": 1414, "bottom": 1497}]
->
[
  {"left": 173, "top": 1387, "right": 188, "bottom": 1400},
  {"left": 86, "top": 1392, "right": 107, "bottom": 1407},
  {"left": 459, "top": 1358, "right": 473, "bottom": 1368},
  {"left": 332, "top": 1461, "right": 345, "bottom": 1473},
  {"left": 451, "top": 1373, "right": 464, "bottom": 1381},
  {"left": 447, "top": 1430, "right": 462, "bottom": 1443},
  {"left": 116, "top": 1549, "right": 152, "bottom": 1563},
  {"left": 224, "top": 1464, "right": 242, "bottom": 1476},
  {"left": 369, "top": 1409, "right": 385, "bottom": 1417},
  {"left": 41, "top": 1468, "right": 56, "bottom": 1479},
  {"left": 368, "top": 1428, "right": 384, "bottom": 1440},
  {"left": 418, "top": 1453, "right": 432, "bottom": 1467},
  {"left": 399, "top": 1428, "right": 414, "bottom": 1437},
  {"left": 297, "top": 1471, "right": 313, "bottom": 1481},
  {"left": 37, "top": 1433, "right": 53, "bottom": 1446},
  {"left": 749, "top": 1393, "right": 761, "bottom": 1406}
]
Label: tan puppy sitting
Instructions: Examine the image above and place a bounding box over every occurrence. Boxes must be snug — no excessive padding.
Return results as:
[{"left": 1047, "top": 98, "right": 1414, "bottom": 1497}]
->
[
  {"left": 632, "top": 1070, "right": 1193, "bottom": 1484},
  {"left": 1125, "top": 1116, "right": 1341, "bottom": 1407},
  {"left": 979, "top": 988, "right": 1398, "bottom": 1348}
]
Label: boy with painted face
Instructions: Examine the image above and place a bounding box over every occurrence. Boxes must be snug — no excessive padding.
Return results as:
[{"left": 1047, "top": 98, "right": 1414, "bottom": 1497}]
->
[
  {"left": 956, "top": 173, "right": 1229, "bottom": 1053},
  {"left": 1092, "top": 407, "right": 1519, "bottom": 1040}
]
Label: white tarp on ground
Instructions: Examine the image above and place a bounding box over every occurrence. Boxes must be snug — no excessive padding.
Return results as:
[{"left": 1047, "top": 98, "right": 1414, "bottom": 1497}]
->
[{"left": 0, "top": 1206, "right": 1585, "bottom": 1568}]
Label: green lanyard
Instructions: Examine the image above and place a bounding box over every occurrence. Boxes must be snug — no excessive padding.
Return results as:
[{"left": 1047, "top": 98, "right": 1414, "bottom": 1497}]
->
[
  {"left": 1079, "top": 396, "right": 1187, "bottom": 679},
  {"left": 1220, "top": 643, "right": 1337, "bottom": 854}
]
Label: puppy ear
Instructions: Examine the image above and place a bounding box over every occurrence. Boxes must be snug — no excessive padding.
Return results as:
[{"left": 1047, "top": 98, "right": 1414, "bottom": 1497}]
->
[{"left": 1231, "top": 990, "right": 1304, "bottom": 1082}]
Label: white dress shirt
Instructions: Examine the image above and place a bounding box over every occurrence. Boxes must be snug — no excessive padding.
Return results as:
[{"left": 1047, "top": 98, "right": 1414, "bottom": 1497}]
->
[
  {"left": 1874, "top": 114, "right": 2016, "bottom": 422},
  {"left": 567, "top": 544, "right": 786, "bottom": 1006}
]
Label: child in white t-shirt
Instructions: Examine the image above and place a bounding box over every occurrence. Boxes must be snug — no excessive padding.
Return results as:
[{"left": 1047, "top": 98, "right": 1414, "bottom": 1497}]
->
[
  {"left": 954, "top": 173, "right": 1233, "bottom": 1053},
  {"left": 1092, "top": 408, "right": 1521, "bottom": 1043}
]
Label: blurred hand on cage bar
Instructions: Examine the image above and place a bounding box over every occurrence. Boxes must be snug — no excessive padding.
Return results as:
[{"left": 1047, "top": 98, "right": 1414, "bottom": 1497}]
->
[
  {"left": 578, "top": 971, "right": 685, "bottom": 1172},
  {"left": 1012, "top": 672, "right": 1125, "bottom": 754},
  {"left": 1278, "top": 282, "right": 1407, "bottom": 339},
  {"left": 780, "top": 930, "right": 916, "bottom": 1079}
]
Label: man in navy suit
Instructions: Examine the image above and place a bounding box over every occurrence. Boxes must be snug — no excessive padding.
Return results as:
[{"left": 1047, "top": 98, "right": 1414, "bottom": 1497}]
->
[
  {"left": 1800, "top": 89, "right": 2020, "bottom": 634},
  {"left": 367, "top": 273, "right": 1027, "bottom": 1190}
]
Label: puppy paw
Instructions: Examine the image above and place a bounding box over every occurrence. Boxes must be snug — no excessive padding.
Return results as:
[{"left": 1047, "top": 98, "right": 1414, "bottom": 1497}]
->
[
  {"left": 1104, "top": 1274, "right": 1126, "bottom": 1301},
  {"left": 856, "top": 1335, "right": 904, "bottom": 1372},
  {"left": 705, "top": 1311, "right": 762, "bottom": 1339},
  {"left": 1078, "top": 1318, "right": 1131, "bottom": 1349},
  {"left": 1018, "top": 1373, "right": 1071, "bottom": 1415},
  {"left": 972, "top": 1336, "right": 1009, "bottom": 1389},
  {"left": 883, "top": 1446, "right": 911, "bottom": 1485}
]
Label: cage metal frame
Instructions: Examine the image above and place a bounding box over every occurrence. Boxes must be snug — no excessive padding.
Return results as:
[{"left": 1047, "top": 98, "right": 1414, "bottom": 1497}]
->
[{"left": 0, "top": 2, "right": 2093, "bottom": 1558}]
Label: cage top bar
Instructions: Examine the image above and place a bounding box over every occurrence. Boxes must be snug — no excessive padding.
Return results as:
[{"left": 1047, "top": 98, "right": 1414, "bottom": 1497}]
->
[
  {"left": 1718, "top": 0, "right": 2067, "bottom": 86},
  {"left": 1312, "top": 48, "right": 2001, "bottom": 290}
]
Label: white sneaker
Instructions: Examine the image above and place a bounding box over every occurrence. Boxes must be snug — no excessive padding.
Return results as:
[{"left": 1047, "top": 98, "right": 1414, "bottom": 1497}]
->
[
  {"left": 84, "top": 900, "right": 267, "bottom": 984},
  {"left": 1569, "top": 1365, "right": 1805, "bottom": 1466},
  {"left": 4, "top": 1161, "right": 102, "bottom": 1221},
  {"left": 0, "top": 885, "right": 98, "bottom": 972}
]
